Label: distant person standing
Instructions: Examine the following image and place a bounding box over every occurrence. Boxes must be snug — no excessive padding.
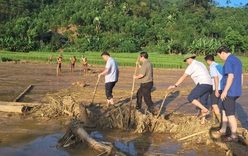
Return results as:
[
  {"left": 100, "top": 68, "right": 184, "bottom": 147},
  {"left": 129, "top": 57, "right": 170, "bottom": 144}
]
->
[
  {"left": 57, "top": 54, "right": 62, "bottom": 75},
  {"left": 213, "top": 46, "right": 243, "bottom": 142},
  {"left": 98, "top": 52, "right": 119, "bottom": 107},
  {"left": 167, "top": 53, "right": 212, "bottom": 125},
  {"left": 48, "top": 54, "right": 53, "bottom": 63},
  {"left": 70, "top": 56, "right": 76, "bottom": 73},
  {"left": 81, "top": 55, "right": 88, "bottom": 74},
  {"left": 204, "top": 54, "right": 223, "bottom": 128},
  {"left": 133, "top": 51, "right": 155, "bottom": 114}
]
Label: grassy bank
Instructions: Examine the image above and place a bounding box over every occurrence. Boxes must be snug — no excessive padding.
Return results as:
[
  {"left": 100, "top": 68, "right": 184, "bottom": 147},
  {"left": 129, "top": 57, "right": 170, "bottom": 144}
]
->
[{"left": 0, "top": 51, "right": 247, "bottom": 71}]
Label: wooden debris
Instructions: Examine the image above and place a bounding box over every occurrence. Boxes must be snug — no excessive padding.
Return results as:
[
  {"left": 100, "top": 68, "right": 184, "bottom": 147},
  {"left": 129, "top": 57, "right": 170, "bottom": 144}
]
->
[
  {"left": 13, "top": 85, "right": 33, "bottom": 102},
  {"left": 0, "top": 101, "right": 47, "bottom": 113}
]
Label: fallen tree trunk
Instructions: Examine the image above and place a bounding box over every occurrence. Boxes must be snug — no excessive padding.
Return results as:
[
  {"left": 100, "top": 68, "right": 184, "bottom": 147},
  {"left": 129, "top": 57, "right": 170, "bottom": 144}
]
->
[
  {"left": 0, "top": 101, "right": 43, "bottom": 106},
  {"left": 77, "top": 127, "right": 113, "bottom": 155},
  {"left": 58, "top": 119, "right": 126, "bottom": 156},
  {"left": 0, "top": 105, "right": 24, "bottom": 113},
  {"left": 0, "top": 101, "right": 47, "bottom": 113}
]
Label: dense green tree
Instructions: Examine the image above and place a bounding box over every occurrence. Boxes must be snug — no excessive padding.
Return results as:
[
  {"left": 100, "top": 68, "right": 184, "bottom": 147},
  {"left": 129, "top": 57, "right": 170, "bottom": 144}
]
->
[{"left": 1, "top": 0, "right": 248, "bottom": 53}]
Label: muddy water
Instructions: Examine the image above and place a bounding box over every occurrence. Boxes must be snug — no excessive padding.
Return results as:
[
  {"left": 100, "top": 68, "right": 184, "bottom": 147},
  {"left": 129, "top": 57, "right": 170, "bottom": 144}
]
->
[
  {"left": 0, "top": 129, "right": 224, "bottom": 156},
  {"left": 0, "top": 113, "right": 225, "bottom": 156},
  {"left": 0, "top": 62, "right": 246, "bottom": 155}
]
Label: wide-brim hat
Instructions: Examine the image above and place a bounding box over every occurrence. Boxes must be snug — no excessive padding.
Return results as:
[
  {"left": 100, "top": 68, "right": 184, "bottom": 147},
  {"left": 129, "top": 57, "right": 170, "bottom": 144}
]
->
[{"left": 183, "top": 53, "right": 196, "bottom": 62}]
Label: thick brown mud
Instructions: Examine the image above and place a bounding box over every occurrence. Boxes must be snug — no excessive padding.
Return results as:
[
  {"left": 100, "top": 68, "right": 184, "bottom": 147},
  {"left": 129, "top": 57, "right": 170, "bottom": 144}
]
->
[{"left": 0, "top": 61, "right": 247, "bottom": 155}]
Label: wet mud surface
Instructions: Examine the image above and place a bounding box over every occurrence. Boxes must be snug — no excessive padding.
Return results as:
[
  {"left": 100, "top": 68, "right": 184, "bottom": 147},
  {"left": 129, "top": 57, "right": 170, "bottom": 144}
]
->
[{"left": 0, "top": 61, "right": 247, "bottom": 155}]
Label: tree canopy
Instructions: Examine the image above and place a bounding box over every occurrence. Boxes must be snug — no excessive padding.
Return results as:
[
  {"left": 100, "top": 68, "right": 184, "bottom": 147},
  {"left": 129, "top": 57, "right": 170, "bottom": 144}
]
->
[{"left": 0, "top": 0, "right": 248, "bottom": 54}]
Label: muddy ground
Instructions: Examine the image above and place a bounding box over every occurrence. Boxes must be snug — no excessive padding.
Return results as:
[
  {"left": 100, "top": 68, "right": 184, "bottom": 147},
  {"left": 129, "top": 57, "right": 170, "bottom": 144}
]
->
[{"left": 0, "top": 61, "right": 248, "bottom": 155}]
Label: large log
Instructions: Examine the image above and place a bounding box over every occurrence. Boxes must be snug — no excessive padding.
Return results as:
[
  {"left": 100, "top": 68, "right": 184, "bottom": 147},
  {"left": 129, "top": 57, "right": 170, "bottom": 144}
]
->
[
  {"left": 0, "top": 101, "right": 43, "bottom": 106},
  {"left": 0, "top": 101, "right": 47, "bottom": 113},
  {"left": 76, "top": 127, "right": 126, "bottom": 156},
  {"left": 77, "top": 127, "right": 113, "bottom": 155},
  {"left": 0, "top": 105, "right": 24, "bottom": 113}
]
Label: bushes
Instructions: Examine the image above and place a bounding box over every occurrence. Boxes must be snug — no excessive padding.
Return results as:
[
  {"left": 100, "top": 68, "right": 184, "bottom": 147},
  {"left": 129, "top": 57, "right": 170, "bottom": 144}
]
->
[
  {"left": 0, "top": 37, "right": 38, "bottom": 52},
  {"left": 1, "top": 57, "right": 20, "bottom": 62}
]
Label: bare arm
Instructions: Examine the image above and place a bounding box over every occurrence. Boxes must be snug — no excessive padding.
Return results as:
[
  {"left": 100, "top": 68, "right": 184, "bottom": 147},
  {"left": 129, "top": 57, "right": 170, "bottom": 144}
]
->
[
  {"left": 99, "top": 68, "right": 109, "bottom": 76},
  {"left": 168, "top": 73, "right": 188, "bottom": 90},
  {"left": 213, "top": 76, "right": 220, "bottom": 97},
  {"left": 221, "top": 73, "right": 234, "bottom": 101}
]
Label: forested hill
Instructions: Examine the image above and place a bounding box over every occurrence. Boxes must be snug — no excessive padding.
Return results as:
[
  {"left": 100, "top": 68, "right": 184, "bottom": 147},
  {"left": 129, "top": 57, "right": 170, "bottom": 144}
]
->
[{"left": 0, "top": 0, "right": 248, "bottom": 54}]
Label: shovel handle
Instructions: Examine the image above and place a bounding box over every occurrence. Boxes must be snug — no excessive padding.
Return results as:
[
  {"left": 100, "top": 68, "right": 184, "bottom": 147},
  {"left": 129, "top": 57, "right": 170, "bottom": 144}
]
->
[
  {"left": 130, "top": 56, "right": 139, "bottom": 105},
  {"left": 127, "top": 56, "right": 140, "bottom": 128},
  {"left": 91, "top": 76, "right": 101, "bottom": 104},
  {"left": 156, "top": 91, "right": 169, "bottom": 118}
]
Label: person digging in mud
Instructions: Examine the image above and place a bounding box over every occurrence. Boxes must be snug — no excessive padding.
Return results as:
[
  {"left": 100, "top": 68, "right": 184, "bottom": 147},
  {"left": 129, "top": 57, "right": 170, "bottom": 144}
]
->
[
  {"left": 133, "top": 51, "right": 155, "bottom": 115},
  {"left": 81, "top": 55, "right": 88, "bottom": 74},
  {"left": 70, "top": 56, "right": 76, "bottom": 73},
  {"left": 204, "top": 54, "right": 223, "bottom": 128},
  {"left": 167, "top": 53, "right": 212, "bottom": 125},
  {"left": 57, "top": 54, "right": 63, "bottom": 75},
  {"left": 212, "top": 46, "right": 243, "bottom": 142},
  {"left": 98, "top": 51, "right": 119, "bottom": 107}
]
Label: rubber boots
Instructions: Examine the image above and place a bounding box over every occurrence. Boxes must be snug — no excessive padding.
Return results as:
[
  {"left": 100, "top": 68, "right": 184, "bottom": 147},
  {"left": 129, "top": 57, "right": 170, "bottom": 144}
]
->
[
  {"left": 106, "top": 100, "right": 110, "bottom": 107},
  {"left": 212, "top": 111, "right": 216, "bottom": 123},
  {"left": 212, "top": 113, "right": 221, "bottom": 128}
]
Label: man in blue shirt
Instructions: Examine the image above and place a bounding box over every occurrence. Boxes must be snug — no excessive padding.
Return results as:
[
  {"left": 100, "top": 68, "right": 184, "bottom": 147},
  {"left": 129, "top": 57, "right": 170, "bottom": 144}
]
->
[{"left": 213, "top": 46, "right": 243, "bottom": 142}]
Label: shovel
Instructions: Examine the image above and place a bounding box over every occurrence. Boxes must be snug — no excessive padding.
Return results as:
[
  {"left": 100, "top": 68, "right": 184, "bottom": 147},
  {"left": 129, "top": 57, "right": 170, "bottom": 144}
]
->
[
  {"left": 90, "top": 75, "right": 101, "bottom": 106},
  {"left": 156, "top": 91, "right": 169, "bottom": 118}
]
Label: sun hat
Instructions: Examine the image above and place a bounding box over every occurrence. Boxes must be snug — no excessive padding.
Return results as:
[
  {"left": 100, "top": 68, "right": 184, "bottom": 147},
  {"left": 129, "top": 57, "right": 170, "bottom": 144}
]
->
[{"left": 183, "top": 53, "right": 196, "bottom": 62}]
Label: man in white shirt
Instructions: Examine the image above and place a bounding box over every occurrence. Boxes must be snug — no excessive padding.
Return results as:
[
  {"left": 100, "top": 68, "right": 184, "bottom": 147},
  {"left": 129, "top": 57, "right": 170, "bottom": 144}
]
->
[
  {"left": 168, "top": 53, "right": 212, "bottom": 124},
  {"left": 98, "top": 52, "right": 119, "bottom": 107}
]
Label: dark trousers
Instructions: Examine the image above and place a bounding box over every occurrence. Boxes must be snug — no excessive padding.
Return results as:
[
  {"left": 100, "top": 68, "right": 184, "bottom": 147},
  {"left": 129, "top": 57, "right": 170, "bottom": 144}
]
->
[
  {"left": 187, "top": 83, "right": 212, "bottom": 107},
  {"left": 136, "top": 82, "right": 154, "bottom": 110},
  {"left": 105, "top": 81, "right": 117, "bottom": 100}
]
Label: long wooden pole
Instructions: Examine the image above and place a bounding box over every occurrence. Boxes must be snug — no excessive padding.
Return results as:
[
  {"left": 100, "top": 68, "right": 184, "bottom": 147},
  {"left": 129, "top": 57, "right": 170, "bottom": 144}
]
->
[
  {"left": 13, "top": 85, "right": 33, "bottom": 102},
  {"left": 156, "top": 91, "right": 169, "bottom": 118},
  {"left": 128, "top": 56, "right": 139, "bottom": 127},
  {"left": 90, "top": 76, "right": 101, "bottom": 105}
]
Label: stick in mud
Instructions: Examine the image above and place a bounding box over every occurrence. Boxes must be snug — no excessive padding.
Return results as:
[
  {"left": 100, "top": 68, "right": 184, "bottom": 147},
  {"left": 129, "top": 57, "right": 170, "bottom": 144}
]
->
[
  {"left": 90, "top": 76, "right": 101, "bottom": 106},
  {"left": 156, "top": 91, "right": 169, "bottom": 118}
]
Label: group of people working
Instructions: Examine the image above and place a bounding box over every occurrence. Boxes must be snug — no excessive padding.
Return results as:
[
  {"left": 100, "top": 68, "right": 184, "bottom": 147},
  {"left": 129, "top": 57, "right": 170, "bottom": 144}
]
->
[
  {"left": 98, "top": 46, "right": 243, "bottom": 143},
  {"left": 50, "top": 54, "right": 88, "bottom": 75}
]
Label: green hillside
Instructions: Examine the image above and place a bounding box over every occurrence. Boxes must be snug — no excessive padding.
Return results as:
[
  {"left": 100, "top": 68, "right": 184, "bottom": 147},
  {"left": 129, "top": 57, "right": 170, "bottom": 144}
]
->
[{"left": 0, "top": 0, "right": 248, "bottom": 54}]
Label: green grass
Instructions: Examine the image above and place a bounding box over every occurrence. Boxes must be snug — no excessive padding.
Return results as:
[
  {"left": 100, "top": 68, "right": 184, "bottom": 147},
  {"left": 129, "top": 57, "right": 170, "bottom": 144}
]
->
[{"left": 0, "top": 51, "right": 247, "bottom": 71}]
